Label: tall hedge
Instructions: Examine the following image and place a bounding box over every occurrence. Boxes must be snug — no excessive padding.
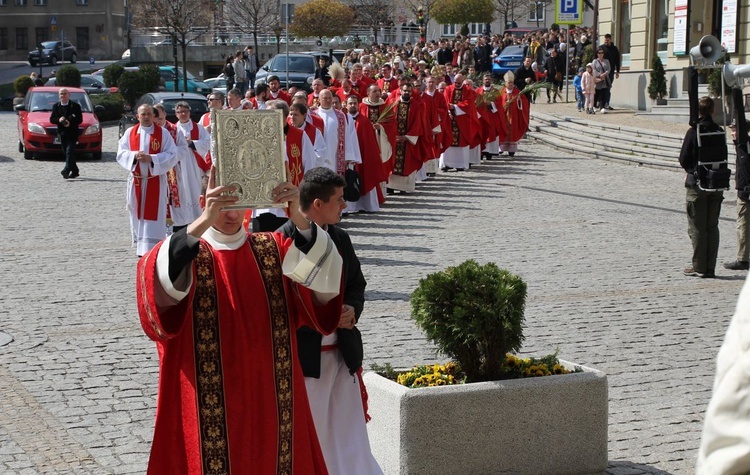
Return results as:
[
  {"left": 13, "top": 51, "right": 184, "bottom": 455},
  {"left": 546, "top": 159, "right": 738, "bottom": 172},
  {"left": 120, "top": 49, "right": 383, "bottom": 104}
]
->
[
  {"left": 102, "top": 64, "right": 125, "bottom": 88},
  {"left": 55, "top": 65, "right": 81, "bottom": 88},
  {"left": 14, "top": 75, "right": 34, "bottom": 96}
]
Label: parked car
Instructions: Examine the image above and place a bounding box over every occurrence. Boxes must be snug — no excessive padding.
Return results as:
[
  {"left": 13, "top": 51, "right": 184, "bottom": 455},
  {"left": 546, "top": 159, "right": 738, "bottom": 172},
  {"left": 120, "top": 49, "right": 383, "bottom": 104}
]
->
[
  {"left": 15, "top": 87, "right": 103, "bottom": 160},
  {"left": 256, "top": 53, "right": 338, "bottom": 92},
  {"left": 28, "top": 40, "right": 77, "bottom": 66},
  {"left": 492, "top": 44, "right": 528, "bottom": 76},
  {"left": 118, "top": 92, "right": 209, "bottom": 138},
  {"left": 203, "top": 75, "right": 228, "bottom": 95},
  {"left": 158, "top": 66, "right": 212, "bottom": 95},
  {"left": 45, "top": 75, "right": 113, "bottom": 95}
]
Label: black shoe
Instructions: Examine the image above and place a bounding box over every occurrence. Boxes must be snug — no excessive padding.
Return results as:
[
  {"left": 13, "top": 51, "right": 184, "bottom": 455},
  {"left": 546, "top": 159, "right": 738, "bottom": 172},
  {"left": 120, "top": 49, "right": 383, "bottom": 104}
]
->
[
  {"left": 70, "top": 172, "right": 79, "bottom": 179},
  {"left": 61, "top": 170, "right": 70, "bottom": 179},
  {"left": 386, "top": 188, "right": 395, "bottom": 195},
  {"left": 724, "top": 260, "right": 750, "bottom": 270},
  {"left": 508, "top": 152, "right": 515, "bottom": 157},
  {"left": 455, "top": 168, "right": 465, "bottom": 171},
  {"left": 684, "top": 267, "right": 715, "bottom": 278},
  {"left": 440, "top": 166, "right": 451, "bottom": 172},
  {"left": 606, "top": 105, "right": 614, "bottom": 110}
]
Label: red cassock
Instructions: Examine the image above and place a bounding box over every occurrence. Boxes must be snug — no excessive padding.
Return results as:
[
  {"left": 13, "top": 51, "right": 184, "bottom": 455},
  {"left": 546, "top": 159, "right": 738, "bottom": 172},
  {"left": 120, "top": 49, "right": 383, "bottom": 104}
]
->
[
  {"left": 498, "top": 87, "right": 530, "bottom": 145},
  {"left": 391, "top": 98, "right": 425, "bottom": 177},
  {"left": 359, "top": 101, "right": 397, "bottom": 174},
  {"left": 475, "top": 86, "right": 501, "bottom": 146},
  {"left": 269, "top": 89, "right": 292, "bottom": 105},
  {"left": 444, "top": 84, "right": 478, "bottom": 148},
  {"left": 417, "top": 91, "right": 441, "bottom": 159},
  {"left": 377, "top": 77, "right": 399, "bottom": 96},
  {"left": 351, "top": 112, "right": 387, "bottom": 195},
  {"left": 335, "top": 88, "right": 360, "bottom": 104},
  {"left": 137, "top": 233, "right": 342, "bottom": 475},
  {"left": 423, "top": 90, "right": 452, "bottom": 155}
]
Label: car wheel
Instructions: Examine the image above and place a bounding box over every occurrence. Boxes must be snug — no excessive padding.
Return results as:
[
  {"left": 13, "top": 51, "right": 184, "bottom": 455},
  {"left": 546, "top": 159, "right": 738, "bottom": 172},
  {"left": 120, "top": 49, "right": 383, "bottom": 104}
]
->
[
  {"left": 92, "top": 151, "right": 102, "bottom": 160},
  {"left": 50, "top": 55, "right": 57, "bottom": 66},
  {"left": 24, "top": 149, "right": 33, "bottom": 160},
  {"left": 70, "top": 53, "right": 77, "bottom": 64},
  {"left": 29, "top": 61, "right": 37, "bottom": 67},
  {"left": 18, "top": 140, "right": 23, "bottom": 153}
]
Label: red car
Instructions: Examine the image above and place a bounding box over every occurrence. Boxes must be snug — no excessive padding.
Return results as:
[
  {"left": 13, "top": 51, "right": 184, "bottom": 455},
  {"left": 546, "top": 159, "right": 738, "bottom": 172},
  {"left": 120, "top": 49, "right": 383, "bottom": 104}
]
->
[{"left": 15, "top": 86, "right": 103, "bottom": 160}]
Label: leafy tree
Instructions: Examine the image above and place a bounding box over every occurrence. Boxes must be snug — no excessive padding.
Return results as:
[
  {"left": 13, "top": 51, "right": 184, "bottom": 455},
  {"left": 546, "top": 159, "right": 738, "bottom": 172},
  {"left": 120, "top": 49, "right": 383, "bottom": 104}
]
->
[
  {"left": 494, "top": 0, "right": 531, "bottom": 33},
  {"left": 102, "top": 64, "right": 125, "bottom": 88},
  {"left": 291, "top": 0, "right": 355, "bottom": 39},
  {"left": 13, "top": 75, "right": 34, "bottom": 96},
  {"left": 431, "top": 0, "right": 495, "bottom": 32},
  {"left": 349, "top": 0, "right": 392, "bottom": 42},
  {"left": 648, "top": 55, "right": 667, "bottom": 100},
  {"left": 130, "top": 0, "right": 212, "bottom": 92},
  {"left": 224, "top": 0, "right": 279, "bottom": 53},
  {"left": 56, "top": 65, "right": 81, "bottom": 88}
]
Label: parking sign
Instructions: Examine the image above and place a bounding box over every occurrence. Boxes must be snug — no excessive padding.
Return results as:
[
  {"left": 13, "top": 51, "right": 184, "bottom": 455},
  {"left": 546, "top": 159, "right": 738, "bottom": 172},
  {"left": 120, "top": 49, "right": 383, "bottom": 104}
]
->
[{"left": 555, "top": 0, "right": 583, "bottom": 24}]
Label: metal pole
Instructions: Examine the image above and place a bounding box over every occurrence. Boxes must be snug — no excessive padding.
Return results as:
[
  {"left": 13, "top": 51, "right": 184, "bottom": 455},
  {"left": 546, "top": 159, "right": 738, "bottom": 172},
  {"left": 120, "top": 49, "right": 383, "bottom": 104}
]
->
[
  {"left": 284, "top": 3, "right": 289, "bottom": 91},
  {"left": 565, "top": 27, "right": 570, "bottom": 103}
]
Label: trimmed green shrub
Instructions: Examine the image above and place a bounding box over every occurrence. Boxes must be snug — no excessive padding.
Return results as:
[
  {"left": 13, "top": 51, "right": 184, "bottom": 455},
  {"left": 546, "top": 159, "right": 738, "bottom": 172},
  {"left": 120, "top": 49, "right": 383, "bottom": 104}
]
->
[
  {"left": 411, "top": 260, "right": 527, "bottom": 383},
  {"left": 90, "top": 93, "right": 125, "bottom": 121},
  {"left": 102, "top": 64, "right": 125, "bottom": 88},
  {"left": 117, "top": 71, "right": 150, "bottom": 108},
  {"left": 581, "top": 44, "right": 595, "bottom": 71},
  {"left": 56, "top": 65, "right": 81, "bottom": 87},
  {"left": 648, "top": 55, "right": 667, "bottom": 100},
  {"left": 139, "top": 64, "right": 161, "bottom": 92},
  {"left": 14, "top": 75, "right": 34, "bottom": 96}
]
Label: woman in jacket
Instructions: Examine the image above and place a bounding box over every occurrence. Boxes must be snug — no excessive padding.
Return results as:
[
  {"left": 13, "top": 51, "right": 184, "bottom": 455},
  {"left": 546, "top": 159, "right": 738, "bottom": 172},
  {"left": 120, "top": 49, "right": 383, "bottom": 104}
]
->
[{"left": 592, "top": 48, "right": 611, "bottom": 113}]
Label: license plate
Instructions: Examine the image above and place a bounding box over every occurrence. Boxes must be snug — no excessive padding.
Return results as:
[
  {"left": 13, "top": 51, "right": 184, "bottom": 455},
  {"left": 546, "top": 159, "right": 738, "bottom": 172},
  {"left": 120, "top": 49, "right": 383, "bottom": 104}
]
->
[
  {"left": 53, "top": 137, "right": 61, "bottom": 144},
  {"left": 506, "top": 62, "right": 521, "bottom": 66}
]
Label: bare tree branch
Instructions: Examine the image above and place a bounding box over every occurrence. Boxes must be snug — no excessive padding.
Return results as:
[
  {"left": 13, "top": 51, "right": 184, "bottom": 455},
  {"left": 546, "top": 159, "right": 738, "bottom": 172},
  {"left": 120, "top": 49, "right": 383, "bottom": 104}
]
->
[{"left": 224, "top": 0, "right": 279, "bottom": 51}]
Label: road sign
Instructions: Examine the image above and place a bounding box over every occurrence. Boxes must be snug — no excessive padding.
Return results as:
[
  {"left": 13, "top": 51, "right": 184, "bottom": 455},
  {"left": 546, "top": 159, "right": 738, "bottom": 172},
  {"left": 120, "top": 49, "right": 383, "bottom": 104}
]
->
[
  {"left": 50, "top": 16, "right": 57, "bottom": 25},
  {"left": 555, "top": 0, "right": 583, "bottom": 25}
]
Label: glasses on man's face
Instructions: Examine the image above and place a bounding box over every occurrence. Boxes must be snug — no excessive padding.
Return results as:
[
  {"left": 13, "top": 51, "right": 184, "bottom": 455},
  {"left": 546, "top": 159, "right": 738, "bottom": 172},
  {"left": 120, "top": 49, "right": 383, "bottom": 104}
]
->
[{"left": 597, "top": 52, "right": 604, "bottom": 54}]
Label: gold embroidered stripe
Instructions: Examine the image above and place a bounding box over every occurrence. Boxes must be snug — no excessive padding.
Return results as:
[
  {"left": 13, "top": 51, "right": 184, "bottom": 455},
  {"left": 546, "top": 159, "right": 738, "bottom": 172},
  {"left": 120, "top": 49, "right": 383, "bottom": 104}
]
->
[
  {"left": 194, "top": 244, "right": 231, "bottom": 475},
  {"left": 394, "top": 102, "right": 409, "bottom": 175},
  {"left": 249, "top": 233, "right": 294, "bottom": 475}
]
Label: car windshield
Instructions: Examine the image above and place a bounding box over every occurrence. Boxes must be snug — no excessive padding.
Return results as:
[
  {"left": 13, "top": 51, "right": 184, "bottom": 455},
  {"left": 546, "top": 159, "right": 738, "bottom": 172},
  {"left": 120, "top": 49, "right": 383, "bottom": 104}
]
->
[
  {"left": 28, "top": 91, "right": 93, "bottom": 113},
  {"left": 501, "top": 46, "right": 526, "bottom": 56},
  {"left": 40, "top": 41, "right": 59, "bottom": 49},
  {"left": 270, "top": 56, "right": 316, "bottom": 73},
  {"left": 161, "top": 68, "right": 196, "bottom": 81},
  {"left": 160, "top": 98, "right": 208, "bottom": 115}
]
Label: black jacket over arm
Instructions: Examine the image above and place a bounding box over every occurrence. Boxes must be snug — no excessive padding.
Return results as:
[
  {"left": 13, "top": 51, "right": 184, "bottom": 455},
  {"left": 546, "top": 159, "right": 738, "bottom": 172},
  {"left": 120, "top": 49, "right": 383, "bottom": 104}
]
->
[
  {"left": 50, "top": 100, "right": 83, "bottom": 139},
  {"left": 279, "top": 221, "right": 367, "bottom": 377}
]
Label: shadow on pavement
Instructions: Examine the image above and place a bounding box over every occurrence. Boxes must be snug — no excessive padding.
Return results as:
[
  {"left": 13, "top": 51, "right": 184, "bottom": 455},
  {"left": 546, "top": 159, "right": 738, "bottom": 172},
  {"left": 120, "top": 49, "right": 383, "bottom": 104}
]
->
[
  {"left": 0, "top": 155, "right": 15, "bottom": 163},
  {"left": 607, "top": 460, "right": 674, "bottom": 475}
]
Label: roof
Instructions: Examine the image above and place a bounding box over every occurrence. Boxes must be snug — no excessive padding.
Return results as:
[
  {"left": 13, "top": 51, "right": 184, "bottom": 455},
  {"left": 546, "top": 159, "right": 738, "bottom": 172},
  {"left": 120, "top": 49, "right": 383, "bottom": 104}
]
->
[
  {"left": 142, "top": 92, "right": 207, "bottom": 101},
  {"left": 29, "top": 86, "right": 85, "bottom": 93}
]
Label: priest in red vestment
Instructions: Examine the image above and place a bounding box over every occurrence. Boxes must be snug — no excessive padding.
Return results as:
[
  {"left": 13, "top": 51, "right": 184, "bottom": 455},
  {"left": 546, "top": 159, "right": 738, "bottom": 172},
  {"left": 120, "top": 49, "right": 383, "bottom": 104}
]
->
[
  {"left": 360, "top": 84, "right": 396, "bottom": 204},
  {"left": 387, "top": 82, "right": 425, "bottom": 193},
  {"left": 345, "top": 95, "right": 388, "bottom": 213},
  {"left": 498, "top": 71, "right": 530, "bottom": 156},
  {"left": 440, "top": 72, "right": 477, "bottom": 171},
  {"left": 136, "top": 167, "right": 344, "bottom": 475}
]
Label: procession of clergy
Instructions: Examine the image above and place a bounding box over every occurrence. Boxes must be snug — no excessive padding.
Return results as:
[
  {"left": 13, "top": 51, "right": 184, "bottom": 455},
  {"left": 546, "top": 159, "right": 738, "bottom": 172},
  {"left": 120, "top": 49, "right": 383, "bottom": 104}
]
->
[{"left": 115, "top": 61, "right": 531, "bottom": 475}]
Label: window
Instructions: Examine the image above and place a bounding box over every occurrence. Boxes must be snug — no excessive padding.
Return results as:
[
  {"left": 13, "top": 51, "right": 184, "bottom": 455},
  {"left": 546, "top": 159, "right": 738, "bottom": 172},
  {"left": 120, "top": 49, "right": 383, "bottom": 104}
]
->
[
  {"left": 468, "top": 23, "right": 485, "bottom": 36},
  {"left": 529, "top": 2, "right": 545, "bottom": 22},
  {"left": 16, "top": 27, "right": 27, "bottom": 49},
  {"left": 35, "top": 27, "right": 48, "bottom": 46},
  {"left": 34, "top": 0, "right": 47, "bottom": 5},
  {"left": 0, "top": 0, "right": 7, "bottom": 6},
  {"left": 442, "top": 24, "right": 456, "bottom": 36},
  {"left": 0, "top": 28, "right": 7, "bottom": 49},
  {"left": 653, "top": 0, "right": 668, "bottom": 65},
  {"left": 619, "top": 0, "right": 631, "bottom": 67},
  {"left": 76, "top": 0, "right": 88, "bottom": 5},
  {"left": 76, "top": 27, "right": 89, "bottom": 50},
  {"left": 15, "top": 0, "right": 27, "bottom": 5}
]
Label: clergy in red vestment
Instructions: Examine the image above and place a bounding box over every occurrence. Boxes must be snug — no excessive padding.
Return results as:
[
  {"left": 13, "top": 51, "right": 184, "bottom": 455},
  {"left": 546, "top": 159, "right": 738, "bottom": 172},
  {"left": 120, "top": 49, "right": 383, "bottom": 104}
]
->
[
  {"left": 345, "top": 95, "right": 388, "bottom": 213},
  {"left": 360, "top": 84, "right": 396, "bottom": 203},
  {"left": 498, "top": 71, "right": 530, "bottom": 156},
  {"left": 335, "top": 79, "right": 360, "bottom": 104},
  {"left": 387, "top": 82, "right": 425, "bottom": 193},
  {"left": 137, "top": 167, "right": 343, "bottom": 475},
  {"left": 475, "top": 73, "right": 502, "bottom": 160},
  {"left": 267, "top": 75, "right": 292, "bottom": 105},
  {"left": 424, "top": 76, "right": 452, "bottom": 159},
  {"left": 376, "top": 64, "right": 399, "bottom": 100},
  {"left": 440, "top": 72, "right": 477, "bottom": 171}
]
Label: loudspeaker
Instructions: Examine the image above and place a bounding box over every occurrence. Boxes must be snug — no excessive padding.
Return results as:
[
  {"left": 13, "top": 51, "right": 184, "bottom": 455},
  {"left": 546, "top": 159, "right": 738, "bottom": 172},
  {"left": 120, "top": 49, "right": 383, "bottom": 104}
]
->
[
  {"left": 689, "top": 35, "right": 724, "bottom": 66},
  {"left": 723, "top": 63, "right": 750, "bottom": 88}
]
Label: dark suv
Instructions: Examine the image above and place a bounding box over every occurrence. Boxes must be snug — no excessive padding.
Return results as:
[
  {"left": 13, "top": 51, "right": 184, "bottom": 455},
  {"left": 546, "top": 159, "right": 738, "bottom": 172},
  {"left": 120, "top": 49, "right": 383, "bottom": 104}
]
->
[
  {"left": 256, "top": 53, "right": 332, "bottom": 92},
  {"left": 28, "top": 40, "right": 77, "bottom": 66}
]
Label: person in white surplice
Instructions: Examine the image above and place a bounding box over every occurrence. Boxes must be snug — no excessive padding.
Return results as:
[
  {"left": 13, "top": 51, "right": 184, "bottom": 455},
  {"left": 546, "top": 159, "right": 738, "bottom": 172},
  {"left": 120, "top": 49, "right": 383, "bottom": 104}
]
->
[
  {"left": 173, "top": 101, "right": 211, "bottom": 232},
  {"left": 116, "top": 104, "right": 178, "bottom": 256},
  {"left": 279, "top": 167, "right": 383, "bottom": 475},
  {"left": 311, "top": 89, "right": 360, "bottom": 175}
]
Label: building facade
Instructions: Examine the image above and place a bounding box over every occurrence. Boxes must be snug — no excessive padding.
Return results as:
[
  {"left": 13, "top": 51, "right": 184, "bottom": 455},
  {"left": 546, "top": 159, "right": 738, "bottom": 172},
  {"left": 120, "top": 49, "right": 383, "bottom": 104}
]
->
[
  {"left": 0, "top": 0, "right": 127, "bottom": 61},
  {"left": 598, "top": 0, "right": 750, "bottom": 110}
]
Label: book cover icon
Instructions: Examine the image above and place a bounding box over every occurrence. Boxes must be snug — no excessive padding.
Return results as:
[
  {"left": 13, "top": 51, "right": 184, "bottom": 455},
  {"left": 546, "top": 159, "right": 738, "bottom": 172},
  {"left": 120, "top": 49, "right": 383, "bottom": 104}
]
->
[{"left": 211, "top": 108, "right": 287, "bottom": 209}]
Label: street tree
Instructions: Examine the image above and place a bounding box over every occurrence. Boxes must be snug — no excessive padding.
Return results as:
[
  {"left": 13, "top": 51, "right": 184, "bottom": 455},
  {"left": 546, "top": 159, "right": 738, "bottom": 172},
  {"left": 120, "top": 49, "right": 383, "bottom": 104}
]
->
[
  {"left": 400, "top": 0, "right": 439, "bottom": 40},
  {"left": 291, "top": 0, "right": 354, "bottom": 39},
  {"left": 431, "top": 0, "right": 495, "bottom": 34},
  {"left": 494, "top": 0, "right": 529, "bottom": 31},
  {"left": 348, "top": 0, "right": 391, "bottom": 43},
  {"left": 223, "top": 0, "right": 279, "bottom": 53},
  {"left": 130, "top": 0, "right": 213, "bottom": 92}
]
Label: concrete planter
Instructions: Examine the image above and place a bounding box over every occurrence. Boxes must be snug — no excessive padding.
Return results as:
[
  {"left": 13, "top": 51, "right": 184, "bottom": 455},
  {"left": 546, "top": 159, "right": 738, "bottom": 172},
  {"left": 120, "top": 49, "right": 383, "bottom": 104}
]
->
[{"left": 363, "top": 361, "right": 608, "bottom": 475}]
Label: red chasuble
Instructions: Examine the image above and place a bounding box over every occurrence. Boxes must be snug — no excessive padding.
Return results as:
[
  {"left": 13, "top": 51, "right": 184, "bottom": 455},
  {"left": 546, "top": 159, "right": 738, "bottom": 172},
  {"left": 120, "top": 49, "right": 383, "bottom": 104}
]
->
[
  {"left": 392, "top": 99, "right": 425, "bottom": 177},
  {"left": 498, "top": 87, "right": 530, "bottom": 144},
  {"left": 351, "top": 112, "right": 387, "bottom": 195},
  {"left": 444, "top": 84, "right": 478, "bottom": 148},
  {"left": 136, "top": 233, "right": 341, "bottom": 475}
]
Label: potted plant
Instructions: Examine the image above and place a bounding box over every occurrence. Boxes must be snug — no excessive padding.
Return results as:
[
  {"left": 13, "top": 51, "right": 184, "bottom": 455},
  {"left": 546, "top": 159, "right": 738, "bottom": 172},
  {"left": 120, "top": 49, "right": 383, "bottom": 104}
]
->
[
  {"left": 648, "top": 55, "right": 668, "bottom": 105},
  {"left": 364, "top": 260, "right": 608, "bottom": 475}
]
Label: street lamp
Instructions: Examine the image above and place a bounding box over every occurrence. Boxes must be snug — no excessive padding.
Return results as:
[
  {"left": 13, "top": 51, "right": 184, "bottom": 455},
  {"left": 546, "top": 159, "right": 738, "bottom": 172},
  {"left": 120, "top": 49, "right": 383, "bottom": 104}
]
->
[{"left": 535, "top": 2, "right": 544, "bottom": 29}]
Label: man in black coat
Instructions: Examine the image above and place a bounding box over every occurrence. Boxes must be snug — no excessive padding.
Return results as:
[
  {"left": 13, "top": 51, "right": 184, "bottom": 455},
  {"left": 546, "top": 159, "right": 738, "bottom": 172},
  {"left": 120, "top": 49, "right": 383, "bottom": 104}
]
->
[
  {"left": 724, "top": 118, "right": 750, "bottom": 271},
  {"left": 50, "top": 88, "right": 83, "bottom": 179},
  {"left": 436, "top": 40, "right": 453, "bottom": 65},
  {"left": 601, "top": 34, "right": 621, "bottom": 109},
  {"left": 279, "top": 167, "right": 379, "bottom": 471},
  {"left": 513, "top": 56, "right": 536, "bottom": 102}
]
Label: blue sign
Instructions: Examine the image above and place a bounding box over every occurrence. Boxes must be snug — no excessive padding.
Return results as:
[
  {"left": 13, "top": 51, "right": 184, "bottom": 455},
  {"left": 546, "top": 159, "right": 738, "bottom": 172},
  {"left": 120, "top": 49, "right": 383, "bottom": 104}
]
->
[
  {"left": 50, "top": 16, "right": 57, "bottom": 25},
  {"left": 555, "top": 0, "right": 583, "bottom": 24}
]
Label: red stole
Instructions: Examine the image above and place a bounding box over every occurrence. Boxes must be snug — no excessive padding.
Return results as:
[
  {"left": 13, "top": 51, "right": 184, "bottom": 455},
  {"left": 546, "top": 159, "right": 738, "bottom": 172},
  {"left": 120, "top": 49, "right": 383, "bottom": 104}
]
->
[
  {"left": 188, "top": 121, "right": 211, "bottom": 172},
  {"left": 130, "top": 124, "right": 163, "bottom": 221},
  {"left": 310, "top": 114, "right": 324, "bottom": 136},
  {"left": 199, "top": 114, "right": 213, "bottom": 168},
  {"left": 286, "top": 125, "right": 305, "bottom": 186},
  {"left": 164, "top": 123, "right": 181, "bottom": 210},
  {"left": 303, "top": 122, "right": 318, "bottom": 145}
]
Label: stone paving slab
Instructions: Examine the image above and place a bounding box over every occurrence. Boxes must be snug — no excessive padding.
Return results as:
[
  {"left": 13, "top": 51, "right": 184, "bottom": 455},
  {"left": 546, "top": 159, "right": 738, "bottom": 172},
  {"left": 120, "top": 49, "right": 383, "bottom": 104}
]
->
[{"left": 0, "top": 111, "right": 744, "bottom": 474}]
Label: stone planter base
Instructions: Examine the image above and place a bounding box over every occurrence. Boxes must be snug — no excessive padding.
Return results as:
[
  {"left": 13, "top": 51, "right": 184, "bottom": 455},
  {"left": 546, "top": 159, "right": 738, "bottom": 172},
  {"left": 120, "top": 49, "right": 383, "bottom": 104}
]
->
[{"left": 363, "top": 361, "right": 608, "bottom": 475}]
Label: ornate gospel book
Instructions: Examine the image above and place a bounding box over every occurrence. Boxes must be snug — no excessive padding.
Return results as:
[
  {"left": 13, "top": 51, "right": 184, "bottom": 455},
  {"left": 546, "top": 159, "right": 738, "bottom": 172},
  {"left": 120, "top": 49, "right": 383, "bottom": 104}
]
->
[{"left": 211, "top": 108, "right": 287, "bottom": 209}]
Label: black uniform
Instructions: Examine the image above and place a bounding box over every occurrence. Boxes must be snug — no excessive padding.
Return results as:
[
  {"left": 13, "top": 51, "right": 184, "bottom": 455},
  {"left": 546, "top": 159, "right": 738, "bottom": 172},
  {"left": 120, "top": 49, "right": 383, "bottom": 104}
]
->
[{"left": 50, "top": 98, "right": 83, "bottom": 178}]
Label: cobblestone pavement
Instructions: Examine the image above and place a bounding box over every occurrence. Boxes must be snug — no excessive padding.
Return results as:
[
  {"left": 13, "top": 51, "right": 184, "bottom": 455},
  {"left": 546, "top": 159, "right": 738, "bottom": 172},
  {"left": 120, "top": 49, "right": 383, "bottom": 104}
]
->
[{"left": 0, "top": 110, "right": 744, "bottom": 474}]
